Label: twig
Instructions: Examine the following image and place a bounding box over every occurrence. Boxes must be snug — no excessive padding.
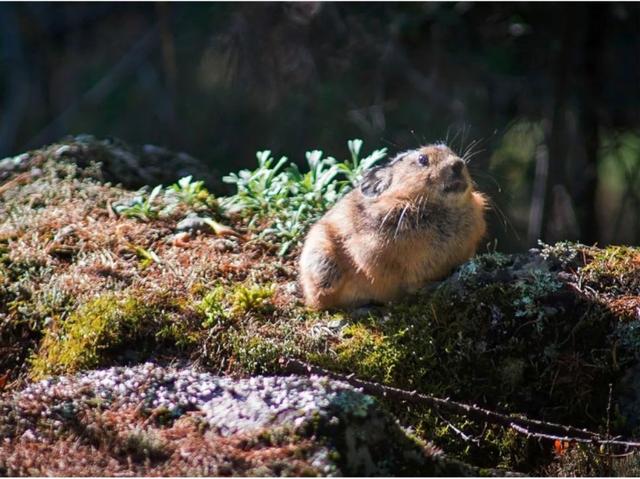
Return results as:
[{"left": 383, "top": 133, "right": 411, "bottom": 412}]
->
[
  {"left": 509, "top": 424, "right": 630, "bottom": 448},
  {"left": 606, "top": 383, "right": 613, "bottom": 440},
  {"left": 280, "top": 358, "right": 640, "bottom": 450},
  {"left": 436, "top": 412, "right": 481, "bottom": 446}
]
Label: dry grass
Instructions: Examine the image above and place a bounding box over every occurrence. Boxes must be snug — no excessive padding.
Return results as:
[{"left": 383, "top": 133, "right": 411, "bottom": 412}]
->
[{"left": 1, "top": 406, "right": 322, "bottom": 476}]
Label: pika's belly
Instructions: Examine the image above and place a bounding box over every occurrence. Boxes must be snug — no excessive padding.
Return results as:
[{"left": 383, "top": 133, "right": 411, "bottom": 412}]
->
[{"left": 369, "top": 237, "right": 467, "bottom": 291}]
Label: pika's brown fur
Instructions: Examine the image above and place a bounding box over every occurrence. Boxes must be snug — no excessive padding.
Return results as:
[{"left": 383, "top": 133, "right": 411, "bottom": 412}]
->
[{"left": 299, "top": 144, "right": 487, "bottom": 309}]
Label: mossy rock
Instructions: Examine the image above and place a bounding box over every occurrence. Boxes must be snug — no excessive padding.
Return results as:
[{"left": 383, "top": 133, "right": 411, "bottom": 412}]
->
[
  {"left": 0, "top": 134, "right": 218, "bottom": 189},
  {"left": 2, "top": 137, "right": 640, "bottom": 475}
]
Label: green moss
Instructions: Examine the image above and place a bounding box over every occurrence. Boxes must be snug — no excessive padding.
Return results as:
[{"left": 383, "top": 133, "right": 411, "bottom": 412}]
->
[
  {"left": 310, "top": 284, "right": 511, "bottom": 396},
  {"left": 580, "top": 245, "right": 640, "bottom": 295},
  {"left": 229, "top": 332, "right": 298, "bottom": 374},
  {"left": 197, "top": 281, "right": 276, "bottom": 327},
  {"left": 230, "top": 282, "right": 275, "bottom": 316},
  {"left": 194, "top": 280, "right": 290, "bottom": 372},
  {"left": 30, "top": 292, "right": 194, "bottom": 378},
  {"left": 155, "top": 320, "right": 200, "bottom": 349},
  {"left": 320, "top": 321, "right": 406, "bottom": 384}
]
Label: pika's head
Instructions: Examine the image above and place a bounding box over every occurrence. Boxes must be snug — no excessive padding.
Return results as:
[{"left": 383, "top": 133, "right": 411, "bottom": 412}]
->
[{"left": 359, "top": 144, "right": 472, "bottom": 203}]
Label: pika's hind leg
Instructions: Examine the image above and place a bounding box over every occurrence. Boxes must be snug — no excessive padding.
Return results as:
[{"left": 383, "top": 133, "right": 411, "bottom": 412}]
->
[{"left": 299, "top": 228, "right": 345, "bottom": 309}]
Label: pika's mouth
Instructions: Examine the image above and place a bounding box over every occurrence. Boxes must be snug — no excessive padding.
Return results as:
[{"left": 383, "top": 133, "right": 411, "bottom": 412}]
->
[{"left": 443, "top": 178, "right": 468, "bottom": 193}]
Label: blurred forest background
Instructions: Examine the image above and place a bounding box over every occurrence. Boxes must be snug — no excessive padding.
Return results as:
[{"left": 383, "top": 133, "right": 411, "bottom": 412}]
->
[{"left": 0, "top": 2, "right": 639, "bottom": 251}]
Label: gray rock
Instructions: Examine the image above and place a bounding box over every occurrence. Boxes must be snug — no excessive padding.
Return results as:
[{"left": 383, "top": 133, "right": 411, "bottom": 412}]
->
[
  {"left": 0, "top": 153, "right": 30, "bottom": 182},
  {"left": 3, "top": 135, "right": 220, "bottom": 190},
  {"left": 0, "top": 363, "right": 480, "bottom": 476},
  {"left": 213, "top": 238, "right": 237, "bottom": 252},
  {"left": 175, "top": 215, "right": 214, "bottom": 234}
]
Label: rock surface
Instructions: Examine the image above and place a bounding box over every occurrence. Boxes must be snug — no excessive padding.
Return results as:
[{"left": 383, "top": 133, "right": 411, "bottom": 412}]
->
[
  {"left": 0, "top": 364, "right": 477, "bottom": 476},
  {"left": 0, "top": 135, "right": 219, "bottom": 189}
]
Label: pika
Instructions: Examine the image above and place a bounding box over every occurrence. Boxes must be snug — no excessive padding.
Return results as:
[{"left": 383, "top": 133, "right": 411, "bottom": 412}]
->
[{"left": 299, "top": 144, "right": 487, "bottom": 309}]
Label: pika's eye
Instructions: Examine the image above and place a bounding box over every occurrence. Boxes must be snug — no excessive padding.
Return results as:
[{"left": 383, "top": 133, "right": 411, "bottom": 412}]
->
[{"left": 417, "top": 154, "right": 430, "bottom": 166}]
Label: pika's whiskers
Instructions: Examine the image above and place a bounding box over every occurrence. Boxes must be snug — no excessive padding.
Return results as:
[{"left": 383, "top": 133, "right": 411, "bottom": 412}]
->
[{"left": 394, "top": 203, "right": 411, "bottom": 239}]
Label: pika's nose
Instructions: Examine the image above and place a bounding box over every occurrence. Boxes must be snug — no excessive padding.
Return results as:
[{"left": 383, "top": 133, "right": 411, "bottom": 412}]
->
[{"left": 451, "top": 159, "right": 465, "bottom": 177}]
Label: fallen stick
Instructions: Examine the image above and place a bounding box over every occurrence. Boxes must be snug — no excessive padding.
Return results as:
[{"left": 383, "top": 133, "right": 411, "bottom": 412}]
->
[{"left": 280, "top": 357, "right": 640, "bottom": 450}]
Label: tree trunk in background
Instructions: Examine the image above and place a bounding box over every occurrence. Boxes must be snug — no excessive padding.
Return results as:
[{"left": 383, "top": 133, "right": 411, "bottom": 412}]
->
[
  {"left": 540, "top": 7, "right": 571, "bottom": 245},
  {"left": 575, "top": 4, "right": 605, "bottom": 246},
  {"left": 0, "top": 6, "right": 29, "bottom": 157}
]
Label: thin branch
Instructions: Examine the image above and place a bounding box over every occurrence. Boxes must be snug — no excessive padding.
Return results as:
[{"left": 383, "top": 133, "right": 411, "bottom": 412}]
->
[
  {"left": 280, "top": 358, "right": 640, "bottom": 450},
  {"left": 436, "top": 412, "right": 481, "bottom": 446}
]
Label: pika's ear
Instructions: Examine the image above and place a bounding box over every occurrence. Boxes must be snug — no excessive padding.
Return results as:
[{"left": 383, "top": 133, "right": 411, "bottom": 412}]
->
[{"left": 360, "top": 166, "right": 392, "bottom": 197}]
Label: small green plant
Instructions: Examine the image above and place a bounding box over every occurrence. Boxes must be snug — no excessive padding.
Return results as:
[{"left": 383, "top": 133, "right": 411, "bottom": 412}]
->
[
  {"left": 198, "top": 285, "right": 229, "bottom": 328},
  {"left": 337, "top": 139, "right": 388, "bottom": 185},
  {"left": 131, "top": 245, "right": 161, "bottom": 269},
  {"left": 113, "top": 184, "right": 163, "bottom": 221},
  {"left": 221, "top": 151, "right": 290, "bottom": 218},
  {"left": 221, "top": 139, "right": 386, "bottom": 254},
  {"left": 114, "top": 176, "right": 218, "bottom": 222},
  {"left": 262, "top": 204, "right": 310, "bottom": 256},
  {"left": 166, "top": 175, "right": 218, "bottom": 211}
]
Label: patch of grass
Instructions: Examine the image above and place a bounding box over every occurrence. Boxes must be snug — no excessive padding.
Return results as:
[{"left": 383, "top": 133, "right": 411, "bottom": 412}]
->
[
  {"left": 230, "top": 334, "right": 286, "bottom": 374},
  {"left": 197, "top": 281, "right": 275, "bottom": 326},
  {"left": 195, "top": 281, "right": 282, "bottom": 372}
]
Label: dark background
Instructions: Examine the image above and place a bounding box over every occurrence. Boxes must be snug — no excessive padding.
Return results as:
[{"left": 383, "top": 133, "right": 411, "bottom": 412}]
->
[{"left": 1, "top": 2, "right": 639, "bottom": 251}]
